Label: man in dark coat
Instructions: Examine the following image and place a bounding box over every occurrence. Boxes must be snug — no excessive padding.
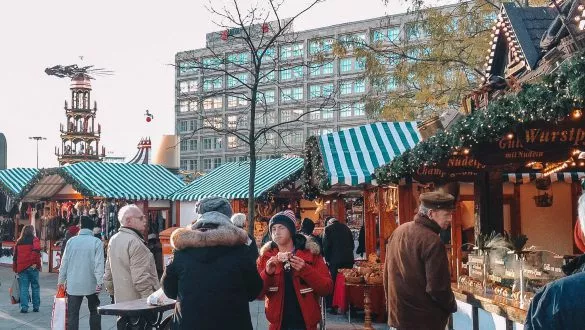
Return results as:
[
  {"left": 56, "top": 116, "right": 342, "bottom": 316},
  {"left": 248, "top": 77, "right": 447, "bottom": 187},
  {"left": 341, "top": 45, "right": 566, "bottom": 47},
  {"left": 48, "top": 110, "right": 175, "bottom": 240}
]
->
[
  {"left": 524, "top": 193, "right": 585, "bottom": 329},
  {"left": 383, "top": 191, "right": 457, "bottom": 330},
  {"left": 161, "top": 197, "right": 263, "bottom": 330},
  {"left": 322, "top": 216, "right": 354, "bottom": 310},
  {"left": 300, "top": 218, "right": 322, "bottom": 251}
]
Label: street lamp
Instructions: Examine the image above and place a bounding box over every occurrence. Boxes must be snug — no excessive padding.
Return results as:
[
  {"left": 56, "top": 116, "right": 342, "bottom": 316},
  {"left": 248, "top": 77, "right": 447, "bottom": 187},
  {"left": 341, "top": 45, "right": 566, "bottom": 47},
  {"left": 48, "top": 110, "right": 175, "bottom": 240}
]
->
[{"left": 28, "top": 136, "right": 46, "bottom": 168}]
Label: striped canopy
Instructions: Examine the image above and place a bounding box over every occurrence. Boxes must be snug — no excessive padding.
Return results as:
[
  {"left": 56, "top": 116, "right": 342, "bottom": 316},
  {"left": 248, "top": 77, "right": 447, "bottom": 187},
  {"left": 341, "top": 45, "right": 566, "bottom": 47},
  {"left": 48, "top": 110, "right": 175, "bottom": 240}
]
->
[
  {"left": 171, "top": 158, "right": 304, "bottom": 201},
  {"left": 318, "top": 122, "right": 421, "bottom": 186},
  {"left": 0, "top": 168, "right": 38, "bottom": 197},
  {"left": 503, "top": 172, "right": 585, "bottom": 184},
  {"left": 21, "top": 162, "right": 184, "bottom": 201}
]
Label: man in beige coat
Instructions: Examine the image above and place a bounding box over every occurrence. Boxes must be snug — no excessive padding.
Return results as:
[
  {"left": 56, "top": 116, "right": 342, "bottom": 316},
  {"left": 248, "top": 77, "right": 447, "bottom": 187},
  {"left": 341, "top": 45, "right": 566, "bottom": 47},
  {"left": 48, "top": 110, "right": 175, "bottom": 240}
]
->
[{"left": 104, "top": 204, "right": 159, "bottom": 303}]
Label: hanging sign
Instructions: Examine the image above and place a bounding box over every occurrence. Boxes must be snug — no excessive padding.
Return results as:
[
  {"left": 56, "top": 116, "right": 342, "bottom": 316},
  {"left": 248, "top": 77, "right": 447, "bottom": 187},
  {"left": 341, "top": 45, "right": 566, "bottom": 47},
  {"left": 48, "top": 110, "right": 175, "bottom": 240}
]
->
[{"left": 412, "top": 155, "right": 484, "bottom": 183}]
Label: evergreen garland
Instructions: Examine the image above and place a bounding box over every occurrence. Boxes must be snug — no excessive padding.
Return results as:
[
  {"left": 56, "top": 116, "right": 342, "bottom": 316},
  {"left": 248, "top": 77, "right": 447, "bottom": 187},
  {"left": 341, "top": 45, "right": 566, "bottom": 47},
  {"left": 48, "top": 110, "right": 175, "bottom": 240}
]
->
[
  {"left": 302, "top": 136, "right": 331, "bottom": 200},
  {"left": 375, "top": 52, "right": 585, "bottom": 184}
]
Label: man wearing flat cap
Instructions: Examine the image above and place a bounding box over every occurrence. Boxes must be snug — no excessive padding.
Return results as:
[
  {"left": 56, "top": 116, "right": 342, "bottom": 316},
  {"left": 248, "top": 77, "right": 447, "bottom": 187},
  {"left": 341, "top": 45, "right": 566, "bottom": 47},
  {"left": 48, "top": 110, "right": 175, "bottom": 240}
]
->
[{"left": 383, "top": 191, "right": 457, "bottom": 330}]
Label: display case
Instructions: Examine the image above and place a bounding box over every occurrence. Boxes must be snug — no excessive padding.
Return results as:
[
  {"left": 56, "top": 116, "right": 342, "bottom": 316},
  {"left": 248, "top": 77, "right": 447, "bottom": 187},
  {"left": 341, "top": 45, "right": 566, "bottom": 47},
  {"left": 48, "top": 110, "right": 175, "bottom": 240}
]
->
[{"left": 459, "top": 248, "right": 567, "bottom": 310}]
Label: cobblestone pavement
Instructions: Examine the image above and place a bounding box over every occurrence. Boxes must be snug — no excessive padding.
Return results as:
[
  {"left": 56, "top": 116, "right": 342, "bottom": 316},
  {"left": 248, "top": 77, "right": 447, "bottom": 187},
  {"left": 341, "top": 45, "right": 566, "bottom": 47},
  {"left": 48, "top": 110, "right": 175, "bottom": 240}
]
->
[{"left": 0, "top": 265, "right": 387, "bottom": 329}]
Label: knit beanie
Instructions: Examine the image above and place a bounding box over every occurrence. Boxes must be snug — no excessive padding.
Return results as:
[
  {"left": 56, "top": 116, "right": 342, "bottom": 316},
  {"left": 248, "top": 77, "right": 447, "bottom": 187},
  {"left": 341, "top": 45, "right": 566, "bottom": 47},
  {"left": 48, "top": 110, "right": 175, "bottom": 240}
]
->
[
  {"left": 68, "top": 225, "right": 80, "bottom": 236},
  {"left": 269, "top": 210, "right": 297, "bottom": 238},
  {"left": 196, "top": 196, "right": 233, "bottom": 218}
]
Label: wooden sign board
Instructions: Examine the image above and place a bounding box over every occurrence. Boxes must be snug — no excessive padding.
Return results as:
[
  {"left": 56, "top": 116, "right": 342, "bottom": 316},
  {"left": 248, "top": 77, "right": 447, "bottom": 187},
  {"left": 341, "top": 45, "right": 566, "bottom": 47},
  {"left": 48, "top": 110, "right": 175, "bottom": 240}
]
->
[{"left": 413, "top": 155, "right": 484, "bottom": 183}]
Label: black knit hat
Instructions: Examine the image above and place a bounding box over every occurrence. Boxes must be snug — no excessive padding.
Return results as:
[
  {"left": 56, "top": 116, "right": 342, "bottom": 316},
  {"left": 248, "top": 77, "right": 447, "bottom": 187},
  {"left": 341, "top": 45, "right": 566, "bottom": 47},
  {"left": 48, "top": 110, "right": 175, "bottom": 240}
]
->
[
  {"left": 301, "top": 218, "right": 315, "bottom": 235},
  {"left": 269, "top": 211, "right": 296, "bottom": 238}
]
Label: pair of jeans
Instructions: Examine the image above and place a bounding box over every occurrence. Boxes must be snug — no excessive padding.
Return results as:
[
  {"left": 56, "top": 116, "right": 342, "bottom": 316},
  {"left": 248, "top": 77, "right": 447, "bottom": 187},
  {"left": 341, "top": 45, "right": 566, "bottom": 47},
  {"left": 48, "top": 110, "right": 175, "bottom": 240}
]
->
[
  {"left": 18, "top": 267, "right": 40, "bottom": 311},
  {"left": 68, "top": 294, "right": 101, "bottom": 330}
]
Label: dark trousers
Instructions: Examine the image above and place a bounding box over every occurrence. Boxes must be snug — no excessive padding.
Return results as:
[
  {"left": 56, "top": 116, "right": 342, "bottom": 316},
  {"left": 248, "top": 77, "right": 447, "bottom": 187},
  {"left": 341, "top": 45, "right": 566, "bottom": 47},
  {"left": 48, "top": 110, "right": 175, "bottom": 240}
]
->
[{"left": 68, "top": 294, "right": 101, "bottom": 330}]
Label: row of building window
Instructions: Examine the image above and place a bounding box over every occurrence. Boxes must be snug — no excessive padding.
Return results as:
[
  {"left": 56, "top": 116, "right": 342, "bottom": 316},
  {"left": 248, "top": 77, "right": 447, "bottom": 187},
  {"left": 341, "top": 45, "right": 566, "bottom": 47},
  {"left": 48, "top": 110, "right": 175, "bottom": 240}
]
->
[
  {"left": 179, "top": 59, "right": 364, "bottom": 94},
  {"left": 178, "top": 28, "right": 430, "bottom": 76},
  {"left": 178, "top": 80, "right": 366, "bottom": 112}
]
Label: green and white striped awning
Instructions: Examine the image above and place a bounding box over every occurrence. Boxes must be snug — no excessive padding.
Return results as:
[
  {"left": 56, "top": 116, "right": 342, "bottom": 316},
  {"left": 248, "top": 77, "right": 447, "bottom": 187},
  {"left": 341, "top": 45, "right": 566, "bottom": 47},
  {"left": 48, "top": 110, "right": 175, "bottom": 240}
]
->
[
  {"left": 319, "top": 122, "right": 421, "bottom": 186},
  {"left": 171, "top": 158, "right": 304, "bottom": 201},
  {"left": 21, "top": 162, "right": 184, "bottom": 201},
  {"left": 0, "top": 168, "right": 38, "bottom": 197},
  {"left": 503, "top": 172, "right": 585, "bottom": 184}
]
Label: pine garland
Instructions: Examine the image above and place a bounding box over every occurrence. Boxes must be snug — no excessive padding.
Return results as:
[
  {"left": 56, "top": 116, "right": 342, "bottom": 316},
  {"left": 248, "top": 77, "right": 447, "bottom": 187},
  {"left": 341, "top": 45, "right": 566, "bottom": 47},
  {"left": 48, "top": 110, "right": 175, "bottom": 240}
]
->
[
  {"left": 375, "top": 52, "right": 585, "bottom": 184},
  {"left": 302, "top": 136, "right": 331, "bottom": 200}
]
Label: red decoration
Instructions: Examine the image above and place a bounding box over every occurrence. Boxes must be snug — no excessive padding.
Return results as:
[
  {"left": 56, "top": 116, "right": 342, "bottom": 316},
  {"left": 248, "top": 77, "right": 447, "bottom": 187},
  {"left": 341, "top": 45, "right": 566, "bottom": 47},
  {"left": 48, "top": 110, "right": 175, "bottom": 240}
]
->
[
  {"left": 146, "top": 116, "right": 152, "bottom": 123},
  {"left": 221, "top": 30, "right": 228, "bottom": 41},
  {"left": 262, "top": 23, "right": 269, "bottom": 33}
]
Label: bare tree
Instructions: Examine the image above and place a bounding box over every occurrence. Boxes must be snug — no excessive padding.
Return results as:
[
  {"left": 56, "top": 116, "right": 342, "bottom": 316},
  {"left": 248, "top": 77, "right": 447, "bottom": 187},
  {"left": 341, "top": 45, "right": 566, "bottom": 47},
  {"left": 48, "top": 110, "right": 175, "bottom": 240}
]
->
[{"left": 175, "top": 0, "right": 338, "bottom": 235}]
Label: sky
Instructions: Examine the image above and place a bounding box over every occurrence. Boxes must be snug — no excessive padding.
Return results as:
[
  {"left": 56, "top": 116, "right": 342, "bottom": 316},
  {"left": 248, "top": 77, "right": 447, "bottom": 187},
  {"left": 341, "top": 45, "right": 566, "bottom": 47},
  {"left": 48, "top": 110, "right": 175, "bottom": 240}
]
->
[{"left": 0, "top": 0, "right": 451, "bottom": 169}]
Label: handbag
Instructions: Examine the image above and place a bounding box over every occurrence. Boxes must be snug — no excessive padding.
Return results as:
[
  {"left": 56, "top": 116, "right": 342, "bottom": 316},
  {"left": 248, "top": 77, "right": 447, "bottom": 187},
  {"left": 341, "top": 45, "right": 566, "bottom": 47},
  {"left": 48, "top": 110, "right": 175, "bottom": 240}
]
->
[
  {"left": 9, "top": 275, "right": 19, "bottom": 304},
  {"left": 50, "top": 285, "right": 67, "bottom": 330}
]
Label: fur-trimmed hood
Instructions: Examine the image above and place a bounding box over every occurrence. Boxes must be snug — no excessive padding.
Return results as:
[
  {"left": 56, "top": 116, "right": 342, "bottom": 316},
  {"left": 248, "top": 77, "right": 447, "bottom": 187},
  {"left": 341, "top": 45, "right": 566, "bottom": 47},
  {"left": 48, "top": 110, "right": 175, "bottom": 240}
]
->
[
  {"left": 260, "top": 233, "right": 321, "bottom": 256},
  {"left": 171, "top": 212, "right": 248, "bottom": 250}
]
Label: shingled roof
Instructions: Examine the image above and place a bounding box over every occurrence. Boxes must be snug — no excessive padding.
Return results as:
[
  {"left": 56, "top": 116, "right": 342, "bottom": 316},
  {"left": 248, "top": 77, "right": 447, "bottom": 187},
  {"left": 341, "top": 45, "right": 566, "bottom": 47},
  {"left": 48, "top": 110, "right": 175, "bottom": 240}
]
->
[{"left": 502, "top": 3, "right": 555, "bottom": 70}]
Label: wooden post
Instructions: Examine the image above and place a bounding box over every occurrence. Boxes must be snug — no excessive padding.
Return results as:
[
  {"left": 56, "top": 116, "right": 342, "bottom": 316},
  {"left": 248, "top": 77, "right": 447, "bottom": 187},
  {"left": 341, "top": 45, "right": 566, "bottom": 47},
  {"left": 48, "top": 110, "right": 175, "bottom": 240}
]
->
[
  {"left": 364, "top": 190, "right": 377, "bottom": 257},
  {"left": 572, "top": 182, "right": 583, "bottom": 254},
  {"left": 510, "top": 184, "right": 522, "bottom": 236},
  {"left": 451, "top": 201, "right": 463, "bottom": 282},
  {"left": 336, "top": 198, "right": 346, "bottom": 223},
  {"left": 398, "top": 184, "right": 415, "bottom": 225},
  {"left": 175, "top": 201, "right": 181, "bottom": 227},
  {"left": 474, "top": 171, "right": 504, "bottom": 236}
]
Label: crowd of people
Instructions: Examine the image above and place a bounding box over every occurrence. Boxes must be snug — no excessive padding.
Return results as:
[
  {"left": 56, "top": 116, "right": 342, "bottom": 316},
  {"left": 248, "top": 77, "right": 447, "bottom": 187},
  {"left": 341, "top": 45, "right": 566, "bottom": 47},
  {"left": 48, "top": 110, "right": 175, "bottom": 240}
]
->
[{"left": 11, "top": 191, "right": 585, "bottom": 329}]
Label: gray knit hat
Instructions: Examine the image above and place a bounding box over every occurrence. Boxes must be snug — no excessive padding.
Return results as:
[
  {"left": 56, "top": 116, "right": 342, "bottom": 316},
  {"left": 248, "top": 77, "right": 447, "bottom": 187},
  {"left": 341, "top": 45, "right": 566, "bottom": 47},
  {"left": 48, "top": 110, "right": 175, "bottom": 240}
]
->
[{"left": 196, "top": 197, "right": 233, "bottom": 217}]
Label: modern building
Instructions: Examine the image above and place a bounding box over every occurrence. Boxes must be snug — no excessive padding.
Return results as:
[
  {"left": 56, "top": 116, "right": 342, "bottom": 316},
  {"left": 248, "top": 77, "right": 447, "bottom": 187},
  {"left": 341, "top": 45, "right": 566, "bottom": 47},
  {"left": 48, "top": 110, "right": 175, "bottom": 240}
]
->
[{"left": 174, "top": 5, "right": 460, "bottom": 172}]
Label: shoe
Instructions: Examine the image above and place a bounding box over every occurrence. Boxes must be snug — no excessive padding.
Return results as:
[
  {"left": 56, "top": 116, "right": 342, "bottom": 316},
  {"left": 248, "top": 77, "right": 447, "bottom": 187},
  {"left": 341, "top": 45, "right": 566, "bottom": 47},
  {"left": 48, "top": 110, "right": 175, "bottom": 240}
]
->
[
  {"left": 33, "top": 308, "right": 39, "bottom": 312},
  {"left": 20, "top": 309, "right": 28, "bottom": 313}
]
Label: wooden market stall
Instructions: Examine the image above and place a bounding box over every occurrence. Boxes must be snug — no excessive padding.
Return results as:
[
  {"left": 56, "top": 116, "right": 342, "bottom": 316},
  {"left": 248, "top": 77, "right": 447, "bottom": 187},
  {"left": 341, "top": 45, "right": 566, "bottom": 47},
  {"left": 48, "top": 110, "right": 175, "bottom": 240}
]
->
[
  {"left": 170, "top": 158, "right": 306, "bottom": 244},
  {"left": 0, "top": 168, "right": 40, "bottom": 266},
  {"left": 302, "top": 121, "right": 422, "bottom": 324},
  {"left": 14, "top": 162, "right": 184, "bottom": 275},
  {"left": 373, "top": 2, "right": 585, "bottom": 329}
]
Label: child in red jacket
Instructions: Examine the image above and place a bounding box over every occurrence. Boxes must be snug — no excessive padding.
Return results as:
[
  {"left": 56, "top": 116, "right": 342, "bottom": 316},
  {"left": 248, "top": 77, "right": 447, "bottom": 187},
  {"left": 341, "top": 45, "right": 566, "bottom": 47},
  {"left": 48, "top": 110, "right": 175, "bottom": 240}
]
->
[
  {"left": 257, "top": 211, "right": 333, "bottom": 330},
  {"left": 13, "top": 225, "right": 41, "bottom": 313}
]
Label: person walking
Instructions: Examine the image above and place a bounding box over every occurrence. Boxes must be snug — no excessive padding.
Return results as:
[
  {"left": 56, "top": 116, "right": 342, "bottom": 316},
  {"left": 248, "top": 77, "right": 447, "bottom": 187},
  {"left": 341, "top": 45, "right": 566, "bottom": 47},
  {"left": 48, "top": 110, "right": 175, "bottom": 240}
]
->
[
  {"left": 300, "top": 218, "right": 322, "bottom": 251},
  {"left": 322, "top": 216, "right": 354, "bottom": 310},
  {"left": 57, "top": 216, "right": 104, "bottom": 330},
  {"left": 258, "top": 211, "right": 333, "bottom": 330},
  {"left": 383, "top": 191, "right": 457, "bottom": 330},
  {"left": 104, "top": 204, "right": 159, "bottom": 303},
  {"left": 524, "top": 193, "right": 585, "bottom": 329},
  {"left": 231, "top": 212, "right": 259, "bottom": 260},
  {"left": 13, "top": 225, "right": 41, "bottom": 313},
  {"left": 162, "top": 197, "right": 262, "bottom": 329}
]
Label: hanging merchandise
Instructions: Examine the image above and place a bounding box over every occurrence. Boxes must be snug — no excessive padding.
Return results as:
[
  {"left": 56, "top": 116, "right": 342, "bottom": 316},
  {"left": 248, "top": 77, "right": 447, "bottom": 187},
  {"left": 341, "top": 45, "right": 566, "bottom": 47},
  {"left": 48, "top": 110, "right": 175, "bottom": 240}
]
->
[{"left": 0, "top": 217, "right": 15, "bottom": 241}]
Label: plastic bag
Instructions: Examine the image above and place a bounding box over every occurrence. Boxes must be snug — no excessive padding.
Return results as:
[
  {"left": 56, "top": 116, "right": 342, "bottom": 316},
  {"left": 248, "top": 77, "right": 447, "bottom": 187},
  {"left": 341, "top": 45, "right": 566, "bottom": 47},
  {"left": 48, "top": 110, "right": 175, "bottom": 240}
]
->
[
  {"left": 51, "top": 285, "right": 67, "bottom": 330},
  {"left": 9, "top": 275, "right": 19, "bottom": 304},
  {"left": 147, "top": 288, "right": 171, "bottom": 306}
]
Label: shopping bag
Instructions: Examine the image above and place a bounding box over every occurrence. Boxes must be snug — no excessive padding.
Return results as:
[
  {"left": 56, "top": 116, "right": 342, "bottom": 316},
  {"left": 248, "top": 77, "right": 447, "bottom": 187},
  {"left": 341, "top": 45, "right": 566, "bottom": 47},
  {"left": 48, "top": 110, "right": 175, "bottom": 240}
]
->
[
  {"left": 147, "top": 288, "right": 172, "bottom": 306},
  {"left": 9, "top": 275, "right": 19, "bottom": 304},
  {"left": 51, "top": 285, "right": 67, "bottom": 330}
]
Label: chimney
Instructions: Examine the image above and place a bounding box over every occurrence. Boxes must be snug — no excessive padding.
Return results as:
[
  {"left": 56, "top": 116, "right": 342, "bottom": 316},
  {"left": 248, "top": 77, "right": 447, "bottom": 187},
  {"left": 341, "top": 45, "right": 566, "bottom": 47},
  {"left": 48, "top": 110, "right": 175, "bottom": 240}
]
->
[{"left": 153, "top": 135, "right": 179, "bottom": 174}]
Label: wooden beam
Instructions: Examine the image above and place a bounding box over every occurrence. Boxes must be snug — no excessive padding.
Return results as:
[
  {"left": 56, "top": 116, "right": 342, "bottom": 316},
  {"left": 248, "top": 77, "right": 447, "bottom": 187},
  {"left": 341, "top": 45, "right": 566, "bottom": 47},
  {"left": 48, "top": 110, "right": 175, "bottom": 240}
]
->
[
  {"left": 474, "top": 171, "right": 504, "bottom": 235},
  {"left": 511, "top": 184, "right": 522, "bottom": 236},
  {"left": 364, "top": 189, "right": 377, "bottom": 257},
  {"left": 398, "top": 184, "right": 415, "bottom": 225},
  {"left": 175, "top": 201, "right": 181, "bottom": 227}
]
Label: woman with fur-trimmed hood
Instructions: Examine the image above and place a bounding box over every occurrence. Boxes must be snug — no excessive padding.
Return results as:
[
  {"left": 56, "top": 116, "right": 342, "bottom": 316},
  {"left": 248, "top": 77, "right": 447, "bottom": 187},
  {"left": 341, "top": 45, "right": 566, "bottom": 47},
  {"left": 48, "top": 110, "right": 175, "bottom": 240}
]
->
[
  {"left": 257, "top": 210, "right": 333, "bottom": 330},
  {"left": 161, "top": 197, "right": 262, "bottom": 330}
]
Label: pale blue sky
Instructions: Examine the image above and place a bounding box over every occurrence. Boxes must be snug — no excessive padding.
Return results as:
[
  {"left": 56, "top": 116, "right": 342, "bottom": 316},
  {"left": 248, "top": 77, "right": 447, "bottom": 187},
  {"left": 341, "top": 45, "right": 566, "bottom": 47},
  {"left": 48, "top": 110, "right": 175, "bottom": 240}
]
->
[{"left": 0, "top": 0, "right": 451, "bottom": 168}]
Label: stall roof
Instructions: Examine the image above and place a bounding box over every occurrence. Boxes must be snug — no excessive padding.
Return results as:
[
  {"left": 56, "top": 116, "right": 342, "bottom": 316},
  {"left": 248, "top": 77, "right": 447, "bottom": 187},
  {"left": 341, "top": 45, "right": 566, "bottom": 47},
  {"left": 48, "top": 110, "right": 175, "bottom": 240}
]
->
[
  {"left": 20, "top": 162, "right": 184, "bottom": 201},
  {"left": 171, "top": 158, "right": 304, "bottom": 201},
  {"left": 0, "top": 168, "right": 38, "bottom": 198},
  {"left": 318, "top": 122, "right": 421, "bottom": 186},
  {"left": 504, "top": 172, "right": 585, "bottom": 184}
]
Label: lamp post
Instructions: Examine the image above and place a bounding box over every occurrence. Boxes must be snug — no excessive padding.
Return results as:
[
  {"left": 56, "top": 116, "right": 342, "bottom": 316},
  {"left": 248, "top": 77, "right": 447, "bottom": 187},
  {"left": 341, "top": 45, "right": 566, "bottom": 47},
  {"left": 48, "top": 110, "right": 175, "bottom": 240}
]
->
[{"left": 28, "top": 136, "right": 46, "bottom": 168}]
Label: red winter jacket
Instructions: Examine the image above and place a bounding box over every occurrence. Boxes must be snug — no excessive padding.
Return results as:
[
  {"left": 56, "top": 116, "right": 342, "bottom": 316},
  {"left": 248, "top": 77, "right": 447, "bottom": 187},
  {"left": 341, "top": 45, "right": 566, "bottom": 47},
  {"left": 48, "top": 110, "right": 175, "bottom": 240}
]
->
[
  {"left": 257, "top": 236, "right": 333, "bottom": 330},
  {"left": 13, "top": 237, "right": 41, "bottom": 273}
]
